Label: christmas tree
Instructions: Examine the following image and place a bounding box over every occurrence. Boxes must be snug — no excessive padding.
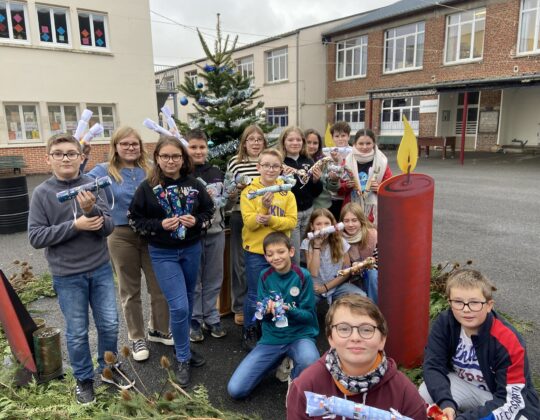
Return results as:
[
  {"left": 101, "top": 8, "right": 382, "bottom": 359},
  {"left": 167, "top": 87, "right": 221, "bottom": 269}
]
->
[{"left": 178, "top": 14, "right": 273, "bottom": 162}]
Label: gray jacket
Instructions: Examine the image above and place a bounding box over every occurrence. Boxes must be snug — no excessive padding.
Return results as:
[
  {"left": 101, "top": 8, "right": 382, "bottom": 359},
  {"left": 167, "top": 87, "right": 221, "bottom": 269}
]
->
[{"left": 28, "top": 174, "right": 114, "bottom": 276}]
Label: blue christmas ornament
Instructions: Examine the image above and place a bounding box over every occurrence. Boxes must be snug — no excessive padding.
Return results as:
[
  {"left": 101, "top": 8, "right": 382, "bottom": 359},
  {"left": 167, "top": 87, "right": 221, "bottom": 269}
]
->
[
  {"left": 198, "top": 97, "right": 208, "bottom": 106},
  {"left": 208, "top": 139, "right": 215, "bottom": 147},
  {"left": 203, "top": 64, "right": 216, "bottom": 72},
  {"left": 196, "top": 82, "right": 204, "bottom": 89},
  {"left": 180, "top": 96, "right": 188, "bottom": 106}
]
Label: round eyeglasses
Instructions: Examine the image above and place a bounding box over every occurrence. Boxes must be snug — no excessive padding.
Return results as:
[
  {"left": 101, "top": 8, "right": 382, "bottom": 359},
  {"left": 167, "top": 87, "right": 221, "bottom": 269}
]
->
[
  {"left": 118, "top": 142, "right": 140, "bottom": 150},
  {"left": 331, "top": 323, "right": 378, "bottom": 339},
  {"left": 158, "top": 154, "right": 183, "bottom": 162},
  {"left": 448, "top": 300, "right": 487, "bottom": 312},
  {"left": 49, "top": 151, "right": 81, "bottom": 161}
]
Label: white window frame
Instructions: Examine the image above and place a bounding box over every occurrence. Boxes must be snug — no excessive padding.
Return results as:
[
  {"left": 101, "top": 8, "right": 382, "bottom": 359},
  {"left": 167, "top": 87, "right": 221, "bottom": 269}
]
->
[
  {"left": 266, "top": 47, "right": 288, "bottom": 83},
  {"left": 4, "top": 103, "right": 41, "bottom": 141},
  {"left": 380, "top": 97, "right": 420, "bottom": 134},
  {"left": 36, "top": 4, "right": 71, "bottom": 46},
  {"left": 455, "top": 92, "right": 480, "bottom": 135},
  {"left": 47, "top": 104, "right": 79, "bottom": 136},
  {"left": 384, "top": 22, "right": 425, "bottom": 73},
  {"left": 235, "top": 55, "right": 254, "bottom": 81},
  {"left": 444, "top": 8, "right": 486, "bottom": 64},
  {"left": 78, "top": 11, "right": 109, "bottom": 49},
  {"left": 335, "top": 101, "right": 366, "bottom": 131},
  {"left": 87, "top": 104, "right": 115, "bottom": 138},
  {"left": 336, "top": 35, "right": 368, "bottom": 80},
  {"left": 517, "top": 0, "right": 540, "bottom": 54},
  {"left": 185, "top": 70, "right": 197, "bottom": 86},
  {"left": 0, "top": 1, "right": 30, "bottom": 44}
]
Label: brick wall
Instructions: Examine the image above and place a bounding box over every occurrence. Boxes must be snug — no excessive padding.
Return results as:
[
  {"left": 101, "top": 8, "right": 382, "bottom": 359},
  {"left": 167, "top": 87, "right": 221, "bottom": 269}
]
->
[
  {"left": 477, "top": 90, "right": 502, "bottom": 150},
  {"left": 0, "top": 143, "right": 157, "bottom": 175}
]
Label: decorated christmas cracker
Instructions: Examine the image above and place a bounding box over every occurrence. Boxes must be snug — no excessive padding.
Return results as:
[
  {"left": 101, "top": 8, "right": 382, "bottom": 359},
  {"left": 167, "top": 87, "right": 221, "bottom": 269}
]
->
[
  {"left": 337, "top": 257, "right": 377, "bottom": 277},
  {"left": 143, "top": 118, "right": 188, "bottom": 147},
  {"left": 247, "top": 184, "right": 292, "bottom": 200},
  {"left": 73, "top": 109, "right": 93, "bottom": 141},
  {"left": 56, "top": 176, "right": 111, "bottom": 203},
  {"left": 307, "top": 222, "right": 345, "bottom": 240},
  {"left": 152, "top": 185, "right": 182, "bottom": 239},
  {"left": 80, "top": 123, "right": 103, "bottom": 145}
]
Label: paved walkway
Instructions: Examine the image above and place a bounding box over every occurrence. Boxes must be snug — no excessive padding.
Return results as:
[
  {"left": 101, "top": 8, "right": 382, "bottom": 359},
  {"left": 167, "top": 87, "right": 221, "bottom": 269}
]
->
[{"left": 1, "top": 150, "right": 539, "bottom": 418}]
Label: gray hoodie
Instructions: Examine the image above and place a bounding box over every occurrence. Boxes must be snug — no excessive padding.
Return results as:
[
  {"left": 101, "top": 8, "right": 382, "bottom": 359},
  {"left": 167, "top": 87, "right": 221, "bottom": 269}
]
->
[{"left": 28, "top": 174, "right": 114, "bottom": 276}]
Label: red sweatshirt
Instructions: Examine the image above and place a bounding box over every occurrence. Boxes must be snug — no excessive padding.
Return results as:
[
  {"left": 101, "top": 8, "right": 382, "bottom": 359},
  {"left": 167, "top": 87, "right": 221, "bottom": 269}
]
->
[{"left": 286, "top": 354, "right": 427, "bottom": 420}]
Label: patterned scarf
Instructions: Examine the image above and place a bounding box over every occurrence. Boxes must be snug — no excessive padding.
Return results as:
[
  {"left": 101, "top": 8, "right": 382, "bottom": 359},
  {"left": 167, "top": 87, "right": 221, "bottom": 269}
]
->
[
  {"left": 342, "top": 229, "right": 363, "bottom": 244},
  {"left": 325, "top": 348, "right": 387, "bottom": 395}
]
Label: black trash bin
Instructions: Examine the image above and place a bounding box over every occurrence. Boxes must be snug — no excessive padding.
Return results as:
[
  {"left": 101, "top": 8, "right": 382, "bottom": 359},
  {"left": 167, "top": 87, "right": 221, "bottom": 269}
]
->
[{"left": 0, "top": 176, "right": 29, "bottom": 234}]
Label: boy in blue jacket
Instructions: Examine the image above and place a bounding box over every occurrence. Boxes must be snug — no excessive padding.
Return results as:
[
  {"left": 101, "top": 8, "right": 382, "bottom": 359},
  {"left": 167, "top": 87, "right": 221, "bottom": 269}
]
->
[
  {"left": 227, "top": 232, "right": 320, "bottom": 399},
  {"left": 420, "top": 269, "right": 540, "bottom": 420},
  {"left": 28, "top": 134, "right": 124, "bottom": 404}
]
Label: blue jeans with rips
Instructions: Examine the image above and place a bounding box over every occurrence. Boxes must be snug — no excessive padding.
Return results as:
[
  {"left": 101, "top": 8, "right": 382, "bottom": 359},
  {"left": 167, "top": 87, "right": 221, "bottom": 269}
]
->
[
  {"left": 149, "top": 242, "right": 202, "bottom": 362},
  {"left": 52, "top": 261, "right": 119, "bottom": 382},
  {"left": 362, "top": 268, "right": 379, "bottom": 304},
  {"left": 227, "top": 338, "right": 320, "bottom": 399},
  {"left": 243, "top": 250, "right": 270, "bottom": 330}
]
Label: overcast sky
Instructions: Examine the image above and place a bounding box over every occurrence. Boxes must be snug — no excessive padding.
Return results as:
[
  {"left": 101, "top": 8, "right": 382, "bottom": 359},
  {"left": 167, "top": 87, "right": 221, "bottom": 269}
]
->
[{"left": 150, "top": 0, "right": 399, "bottom": 67}]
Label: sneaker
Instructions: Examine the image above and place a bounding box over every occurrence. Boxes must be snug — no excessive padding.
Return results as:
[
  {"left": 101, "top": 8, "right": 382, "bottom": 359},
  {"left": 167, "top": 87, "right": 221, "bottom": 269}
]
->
[
  {"left": 101, "top": 364, "right": 134, "bottom": 390},
  {"left": 276, "top": 357, "right": 294, "bottom": 382},
  {"left": 234, "top": 313, "right": 244, "bottom": 326},
  {"left": 190, "top": 348, "right": 206, "bottom": 367},
  {"left": 176, "top": 361, "right": 191, "bottom": 387},
  {"left": 189, "top": 327, "right": 204, "bottom": 343},
  {"left": 132, "top": 339, "right": 149, "bottom": 362},
  {"left": 75, "top": 379, "right": 95, "bottom": 405},
  {"left": 241, "top": 326, "right": 259, "bottom": 352},
  {"left": 202, "top": 322, "right": 227, "bottom": 338},
  {"left": 148, "top": 329, "right": 174, "bottom": 346}
]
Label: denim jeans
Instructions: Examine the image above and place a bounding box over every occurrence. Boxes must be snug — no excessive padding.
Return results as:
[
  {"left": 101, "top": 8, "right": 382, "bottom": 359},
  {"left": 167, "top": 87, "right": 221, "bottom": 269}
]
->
[
  {"left": 363, "top": 269, "right": 379, "bottom": 304},
  {"left": 149, "top": 242, "right": 202, "bottom": 362},
  {"left": 291, "top": 207, "right": 313, "bottom": 266},
  {"left": 227, "top": 338, "right": 319, "bottom": 399},
  {"left": 315, "top": 282, "right": 366, "bottom": 305},
  {"left": 243, "top": 251, "right": 270, "bottom": 330},
  {"left": 52, "top": 261, "right": 119, "bottom": 381}
]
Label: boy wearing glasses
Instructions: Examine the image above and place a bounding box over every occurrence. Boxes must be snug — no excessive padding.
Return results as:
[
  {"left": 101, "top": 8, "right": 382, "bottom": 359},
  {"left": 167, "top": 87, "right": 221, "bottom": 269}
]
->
[
  {"left": 287, "top": 294, "right": 426, "bottom": 419},
  {"left": 239, "top": 148, "right": 297, "bottom": 351},
  {"left": 227, "top": 232, "right": 319, "bottom": 399},
  {"left": 28, "top": 134, "right": 121, "bottom": 404},
  {"left": 420, "top": 269, "right": 540, "bottom": 420}
]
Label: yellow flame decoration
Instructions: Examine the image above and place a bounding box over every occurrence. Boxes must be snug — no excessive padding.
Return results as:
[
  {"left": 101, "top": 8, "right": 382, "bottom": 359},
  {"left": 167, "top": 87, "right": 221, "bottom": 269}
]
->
[
  {"left": 324, "top": 123, "right": 335, "bottom": 147},
  {"left": 396, "top": 115, "right": 418, "bottom": 174}
]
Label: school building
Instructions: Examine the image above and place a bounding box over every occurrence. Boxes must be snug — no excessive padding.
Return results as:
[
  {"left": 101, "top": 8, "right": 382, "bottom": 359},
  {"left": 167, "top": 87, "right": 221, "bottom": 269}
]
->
[
  {"left": 0, "top": 0, "right": 157, "bottom": 174},
  {"left": 323, "top": 0, "right": 540, "bottom": 151}
]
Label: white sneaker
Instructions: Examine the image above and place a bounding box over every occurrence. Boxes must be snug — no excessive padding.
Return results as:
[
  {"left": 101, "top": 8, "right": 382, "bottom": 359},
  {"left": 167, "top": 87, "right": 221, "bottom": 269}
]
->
[
  {"left": 148, "top": 329, "right": 174, "bottom": 346},
  {"left": 275, "top": 356, "right": 294, "bottom": 382},
  {"left": 132, "top": 339, "right": 149, "bottom": 362}
]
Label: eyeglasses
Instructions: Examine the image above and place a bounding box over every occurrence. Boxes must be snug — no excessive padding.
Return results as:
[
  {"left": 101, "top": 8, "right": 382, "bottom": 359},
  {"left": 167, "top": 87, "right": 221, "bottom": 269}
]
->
[
  {"left": 49, "top": 151, "right": 81, "bottom": 161},
  {"left": 158, "top": 154, "right": 183, "bottom": 162},
  {"left": 118, "top": 142, "right": 140, "bottom": 150},
  {"left": 259, "top": 163, "right": 281, "bottom": 171},
  {"left": 448, "top": 300, "right": 487, "bottom": 312},
  {"left": 247, "top": 138, "right": 264, "bottom": 144},
  {"left": 331, "top": 323, "right": 378, "bottom": 339}
]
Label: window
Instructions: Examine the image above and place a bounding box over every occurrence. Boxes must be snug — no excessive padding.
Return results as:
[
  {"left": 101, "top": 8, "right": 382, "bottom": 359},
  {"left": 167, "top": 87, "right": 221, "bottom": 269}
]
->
[
  {"left": 336, "top": 101, "right": 365, "bottom": 131},
  {"left": 185, "top": 70, "right": 197, "bottom": 85},
  {"left": 384, "top": 22, "right": 424, "bottom": 73},
  {"left": 336, "top": 36, "right": 368, "bottom": 80},
  {"left": 266, "top": 107, "right": 288, "bottom": 127},
  {"left": 37, "top": 5, "right": 69, "bottom": 45},
  {"left": 5, "top": 104, "right": 40, "bottom": 141},
  {"left": 87, "top": 105, "right": 115, "bottom": 137},
  {"left": 445, "top": 8, "right": 485, "bottom": 63},
  {"left": 48, "top": 105, "right": 78, "bottom": 136},
  {"left": 455, "top": 92, "right": 480, "bottom": 135},
  {"left": 518, "top": 0, "right": 540, "bottom": 54},
  {"left": 0, "top": 1, "right": 28, "bottom": 41},
  {"left": 78, "top": 11, "right": 108, "bottom": 48},
  {"left": 235, "top": 56, "right": 254, "bottom": 80},
  {"left": 381, "top": 97, "right": 420, "bottom": 133},
  {"left": 266, "top": 48, "right": 288, "bottom": 83}
]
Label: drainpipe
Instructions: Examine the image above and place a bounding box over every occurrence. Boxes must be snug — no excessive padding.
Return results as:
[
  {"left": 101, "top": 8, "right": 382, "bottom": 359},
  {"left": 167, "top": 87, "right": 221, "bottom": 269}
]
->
[
  {"left": 296, "top": 30, "right": 300, "bottom": 126},
  {"left": 368, "top": 93, "right": 373, "bottom": 129},
  {"left": 460, "top": 92, "right": 469, "bottom": 165}
]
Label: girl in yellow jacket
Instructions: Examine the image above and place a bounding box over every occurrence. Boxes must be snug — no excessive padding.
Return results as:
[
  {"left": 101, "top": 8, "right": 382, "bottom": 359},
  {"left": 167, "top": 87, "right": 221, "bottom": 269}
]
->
[{"left": 240, "top": 148, "right": 297, "bottom": 351}]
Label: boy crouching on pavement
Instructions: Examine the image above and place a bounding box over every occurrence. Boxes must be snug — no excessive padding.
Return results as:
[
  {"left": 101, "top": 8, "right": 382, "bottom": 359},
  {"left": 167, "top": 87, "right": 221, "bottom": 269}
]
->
[
  {"left": 420, "top": 268, "right": 540, "bottom": 419},
  {"left": 227, "top": 232, "right": 319, "bottom": 399},
  {"left": 28, "top": 134, "right": 128, "bottom": 404}
]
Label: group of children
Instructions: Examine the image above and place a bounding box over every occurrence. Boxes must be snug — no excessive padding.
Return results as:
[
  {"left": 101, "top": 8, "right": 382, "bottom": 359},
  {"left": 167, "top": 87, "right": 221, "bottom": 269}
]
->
[{"left": 27, "top": 122, "right": 539, "bottom": 419}]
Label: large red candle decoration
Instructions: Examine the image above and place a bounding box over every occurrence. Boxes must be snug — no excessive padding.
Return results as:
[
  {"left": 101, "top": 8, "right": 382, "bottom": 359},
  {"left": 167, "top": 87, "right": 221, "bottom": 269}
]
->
[{"left": 377, "top": 116, "right": 434, "bottom": 368}]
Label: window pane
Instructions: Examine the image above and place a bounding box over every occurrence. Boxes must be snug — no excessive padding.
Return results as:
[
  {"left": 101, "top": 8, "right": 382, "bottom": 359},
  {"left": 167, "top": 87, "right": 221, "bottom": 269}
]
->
[
  {"left": 519, "top": 11, "right": 536, "bottom": 52},
  {"left": 0, "top": 4, "right": 9, "bottom": 38},
  {"left": 345, "top": 49, "right": 352, "bottom": 77},
  {"left": 273, "top": 57, "right": 279, "bottom": 80},
  {"left": 64, "top": 106, "right": 78, "bottom": 134},
  {"left": 93, "top": 15, "right": 106, "bottom": 47},
  {"left": 5, "top": 105, "right": 22, "bottom": 140},
  {"left": 467, "top": 107, "right": 478, "bottom": 121},
  {"left": 38, "top": 8, "right": 52, "bottom": 43},
  {"left": 79, "top": 13, "right": 91, "bottom": 45},
  {"left": 361, "top": 44, "right": 367, "bottom": 75},
  {"left": 54, "top": 10, "right": 68, "bottom": 44},
  {"left": 353, "top": 48, "right": 360, "bottom": 75},
  {"left": 459, "top": 22, "right": 473, "bottom": 59},
  {"left": 405, "top": 35, "right": 415, "bottom": 67},
  {"left": 337, "top": 50, "right": 344, "bottom": 78},
  {"left": 396, "top": 37, "right": 404, "bottom": 69},
  {"left": 392, "top": 109, "right": 401, "bottom": 121},
  {"left": 446, "top": 25, "right": 458, "bottom": 61},
  {"left": 22, "top": 105, "right": 39, "bottom": 139},
  {"left": 101, "top": 106, "right": 114, "bottom": 137},
  {"left": 10, "top": 3, "right": 27, "bottom": 40},
  {"left": 473, "top": 18, "right": 485, "bottom": 58},
  {"left": 48, "top": 105, "right": 63, "bottom": 134},
  {"left": 416, "top": 32, "right": 424, "bottom": 66},
  {"left": 385, "top": 39, "right": 394, "bottom": 71},
  {"left": 382, "top": 110, "right": 391, "bottom": 122}
]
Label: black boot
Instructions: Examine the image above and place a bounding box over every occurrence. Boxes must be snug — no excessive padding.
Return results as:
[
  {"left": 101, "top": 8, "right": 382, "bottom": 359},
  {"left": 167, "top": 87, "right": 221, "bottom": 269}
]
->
[{"left": 241, "top": 325, "right": 259, "bottom": 352}]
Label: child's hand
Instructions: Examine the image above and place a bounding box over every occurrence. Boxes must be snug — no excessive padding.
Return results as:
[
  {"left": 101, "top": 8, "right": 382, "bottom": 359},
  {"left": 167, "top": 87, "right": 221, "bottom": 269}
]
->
[
  {"left": 282, "top": 164, "right": 296, "bottom": 175},
  {"left": 345, "top": 180, "right": 356, "bottom": 189},
  {"left": 369, "top": 180, "right": 379, "bottom": 192},
  {"left": 76, "top": 190, "right": 96, "bottom": 213},
  {"left": 74, "top": 215, "right": 104, "bottom": 231},
  {"left": 313, "top": 284, "right": 326, "bottom": 295},
  {"left": 261, "top": 191, "right": 273, "bottom": 208},
  {"left": 178, "top": 214, "right": 196, "bottom": 228},
  {"left": 330, "top": 150, "right": 340, "bottom": 163},
  {"left": 256, "top": 213, "right": 271, "bottom": 225},
  {"left": 312, "top": 236, "right": 324, "bottom": 248},
  {"left": 327, "top": 170, "right": 338, "bottom": 181},
  {"left": 266, "top": 299, "right": 275, "bottom": 315},
  {"left": 442, "top": 407, "right": 455, "bottom": 420},
  {"left": 311, "top": 166, "right": 322, "bottom": 182},
  {"left": 162, "top": 216, "right": 180, "bottom": 231}
]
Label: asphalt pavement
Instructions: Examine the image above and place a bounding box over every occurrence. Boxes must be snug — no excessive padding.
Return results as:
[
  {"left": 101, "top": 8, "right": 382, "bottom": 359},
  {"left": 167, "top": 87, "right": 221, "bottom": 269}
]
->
[{"left": 0, "top": 149, "right": 539, "bottom": 419}]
